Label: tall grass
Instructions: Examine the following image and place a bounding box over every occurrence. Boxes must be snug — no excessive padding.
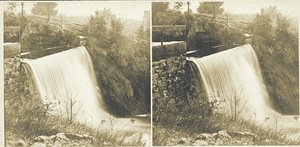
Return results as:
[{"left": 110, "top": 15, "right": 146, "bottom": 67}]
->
[
  {"left": 5, "top": 90, "right": 146, "bottom": 146},
  {"left": 153, "top": 98, "right": 299, "bottom": 146}
]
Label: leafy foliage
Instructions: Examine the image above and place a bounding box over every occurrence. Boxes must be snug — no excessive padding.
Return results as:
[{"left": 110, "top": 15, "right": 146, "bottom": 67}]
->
[
  {"left": 31, "top": 2, "right": 58, "bottom": 22},
  {"left": 197, "top": 2, "right": 224, "bottom": 20},
  {"left": 21, "top": 22, "right": 75, "bottom": 52},
  {"left": 83, "top": 10, "right": 150, "bottom": 116},
  {"left": 249, "top": 6, "right": 299, "bottom": 114}
]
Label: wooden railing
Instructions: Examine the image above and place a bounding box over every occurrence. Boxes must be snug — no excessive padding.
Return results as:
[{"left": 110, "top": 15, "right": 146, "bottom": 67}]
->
[{"left": 152, "top": 25, "right": 186, "bottom": 46}]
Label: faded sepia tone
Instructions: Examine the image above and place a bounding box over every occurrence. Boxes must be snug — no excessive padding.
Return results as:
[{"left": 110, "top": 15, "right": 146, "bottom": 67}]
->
[
  {"left": 152, "top": 1, "right": 299, "bottom": 146},
  {"left": 3, "top": 2, "right": 150, "bottom": 146}
]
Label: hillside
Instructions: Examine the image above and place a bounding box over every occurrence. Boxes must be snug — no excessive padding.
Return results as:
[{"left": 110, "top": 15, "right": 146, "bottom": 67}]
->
[{"left": 27, "top": 15, "right": 142, "bottom": 37}]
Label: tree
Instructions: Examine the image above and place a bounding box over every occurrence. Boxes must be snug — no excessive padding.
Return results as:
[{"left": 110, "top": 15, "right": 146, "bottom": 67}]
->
[
  {"left": 251, "top": 7, "right": 274, "bottom": 46},
  {"left": 152, "top": 2, "right": 169, "bottom": 24},
  {"left": 84, "top": 10, "right": 109, "bottom": 49},
  {"left": 108, "top": 16, "right": 124, "bottom": 45},
  {"left": 249, "top": 6, "right": 299, "bottom": 115},
  {"left": 228, "top": 86, "right": 247, "bottom": 121},
  {"left": 31, "top": 2, "right": 58, "bottom": 22},
  {"left": 197, "top": 2, "right": 224, "bottom": 20},
  {"left": 7, "top": 2, "right": 17, "bottom": 11},
  {"left": 275, "top": 13, "right": 291, "bottom": 50}
]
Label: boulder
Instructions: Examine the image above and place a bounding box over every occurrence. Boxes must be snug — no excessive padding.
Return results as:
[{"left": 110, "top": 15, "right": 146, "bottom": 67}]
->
[
  {"left": 15, "top": 140, "right": 26, "bottom": 147},
  {"left": 178, "top": 137, "right": 188, "bottom": 144},
  {"left": 193, "top": 140, "right": 208, "bottom": 146},
  {"left": 31, "top": 142, "right": 47, "bottom": 147},
  {"left": 34, "top": 135, "right": 56, "bottom": 144},
  {"left": 33, "top": 133, "right": 94, "bottom": 146}
]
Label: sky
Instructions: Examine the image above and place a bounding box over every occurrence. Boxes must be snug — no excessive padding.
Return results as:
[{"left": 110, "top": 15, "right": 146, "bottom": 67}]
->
[
  {"left": 5, "top": 1, "right": 299, "bottom": 19},
  {"left": 172, "top": 0, "right": 300, "bottom": 16},
  {"left": 4, "top": 1, "right": 150, "bottom": 21}
]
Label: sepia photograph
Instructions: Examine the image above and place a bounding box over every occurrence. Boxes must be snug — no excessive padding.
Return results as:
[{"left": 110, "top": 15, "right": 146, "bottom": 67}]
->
[
  {"left": 3, "top": 1, "right": 150, "bottom": 146},
  {"left": 1, "top": 0, "right": 300, "bottom": 147},
  {"left": 152, "top": 1, "right": 299, "bottom": 146}
]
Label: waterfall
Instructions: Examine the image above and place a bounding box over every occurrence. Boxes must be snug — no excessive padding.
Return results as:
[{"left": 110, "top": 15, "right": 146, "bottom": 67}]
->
[
  {"left": 22, "top": 46, "right": 109, "bottom": 127},
  {"left": 189, "top": 44, "right": 275, "bottom": 122}
]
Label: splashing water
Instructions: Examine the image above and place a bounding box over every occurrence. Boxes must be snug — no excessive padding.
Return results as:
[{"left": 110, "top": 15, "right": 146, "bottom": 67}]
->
[{"left": 22, "top": 46, "right": 109, "bottom": 127}]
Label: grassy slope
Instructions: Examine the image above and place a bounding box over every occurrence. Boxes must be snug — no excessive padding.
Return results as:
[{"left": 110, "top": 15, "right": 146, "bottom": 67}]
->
[
  {"left": 153, "top": 113, "right": 299, "bottom": 146},
  {"left": 5, "top": 84, "right": 145, "bottom": 146}
]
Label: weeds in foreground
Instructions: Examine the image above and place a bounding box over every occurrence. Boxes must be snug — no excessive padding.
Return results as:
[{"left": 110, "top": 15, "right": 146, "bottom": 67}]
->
[
  {"left": 153, "top": 111, "right": 299, "bottom": 146},
  {"left": 153, "top": 92, "right": 298, "bottom": 145},
  {"left": 5, "top": 90, "right": 145, "bottom": 146}
]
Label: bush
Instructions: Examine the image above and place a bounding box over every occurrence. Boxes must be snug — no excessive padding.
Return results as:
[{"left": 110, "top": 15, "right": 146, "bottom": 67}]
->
[
  {"left": 5, "top": 89, "right": 59, "bottom": 139},
  {"left": 154, "top": 95, "right": 220, "bottom": 134}
]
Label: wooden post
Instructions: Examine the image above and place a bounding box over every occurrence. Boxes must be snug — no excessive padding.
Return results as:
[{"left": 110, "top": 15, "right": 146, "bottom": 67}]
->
[{"left": 160, "top": 30, "right": 163, "bottom": 46}]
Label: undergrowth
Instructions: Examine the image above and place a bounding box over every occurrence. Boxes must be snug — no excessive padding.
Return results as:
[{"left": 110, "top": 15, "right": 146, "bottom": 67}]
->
[
  {"left": 5, "top": 89, "right": 145, "bottom": 146},
  {"left": 153, "top": 98, "right": 299, "bottom": 146}
]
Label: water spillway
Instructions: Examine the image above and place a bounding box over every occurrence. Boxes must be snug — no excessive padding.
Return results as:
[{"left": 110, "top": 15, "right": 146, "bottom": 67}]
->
[
  {"left": 189, "top": 44, "right": 274, "bottom": 122},
  {"left": 22, "top": 46, "right": 109, "bottom": 127}
]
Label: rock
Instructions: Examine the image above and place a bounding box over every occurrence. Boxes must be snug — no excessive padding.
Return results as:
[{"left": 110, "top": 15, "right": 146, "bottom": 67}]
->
[
  {"left": 227, "top": 131, "right": 255, "bottom": 138},
  {"left": 153, "top": 73, "right": 159, "bottom": 79},
  {"left": 152, "top": 61, "right": 161, "bottom": 66},
  {"left": 193, "top": 140, "right": 208, "bottom": 146},
  {"left": 64, "top": 133, "right": 94, "bottom": 144},
  {"left": 217, "top": 130, "right": 232, "bottom": 140},
  {"left": 195, "top": 133, "right": 217, "bottom": 144},
  {"left": 215, "top": 138, "right": 224, "bottom": 145},
  {"left": 15, "top": 139, "right": 26, "bottom": 147},
  {"left": 193, "top": 130, "right": 257, "bottom": 145},
  {"left": 56, "top": 133, "right": 70, "bottom": 143},
  {"left": 34, "top": 135, "right": 54, "bottom": 145},
  {"left": 32, "top": 133, "right": 94, "bottom": 146},
  {"left": 196, "top": 133, "right": 212, "bottom": 140},
  {"left": 31, "top": 142, "right": 47, "bottom": 147},
  {"left": 178, "top": 137, "right": 188, "bottom": 144},
  {"left": 214, "top": 130, "right": 232, "bottom": 145}
]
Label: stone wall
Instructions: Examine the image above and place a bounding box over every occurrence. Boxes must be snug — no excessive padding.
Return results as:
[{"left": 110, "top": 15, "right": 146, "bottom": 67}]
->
[
  {"left": 4, "top": 56, "right": 33, "bottom": 107},
  {"left": 152, "top": 42, "right": 187, "bottom": 106},
  {"left": 4, "top": 43, "right": 38, "bottom": 112}
]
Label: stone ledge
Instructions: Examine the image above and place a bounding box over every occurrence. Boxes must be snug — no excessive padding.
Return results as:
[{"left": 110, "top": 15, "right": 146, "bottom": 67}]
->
[{"left": 4, "top": 43, "right": 20, "bottom": 58}]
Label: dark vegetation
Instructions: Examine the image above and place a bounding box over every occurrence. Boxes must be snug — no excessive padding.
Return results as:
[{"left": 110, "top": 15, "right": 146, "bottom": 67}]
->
[
  {"left": 152, "top": 2, "right": 298, "bottom": 145},
  {"left": 249, "top": 6, "right": 299, "bottom": 114}
]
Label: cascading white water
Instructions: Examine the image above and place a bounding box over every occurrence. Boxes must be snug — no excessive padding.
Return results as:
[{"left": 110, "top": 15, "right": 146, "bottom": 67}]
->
[
  {"left": 21, "top": 46, "right": 151, "bottom": 144},
  {"left": 22, "top": 46, "right": 109, "bottom": 127},
  {"left": 189, "top": 44, "right": 275, "bottom": 122}
]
